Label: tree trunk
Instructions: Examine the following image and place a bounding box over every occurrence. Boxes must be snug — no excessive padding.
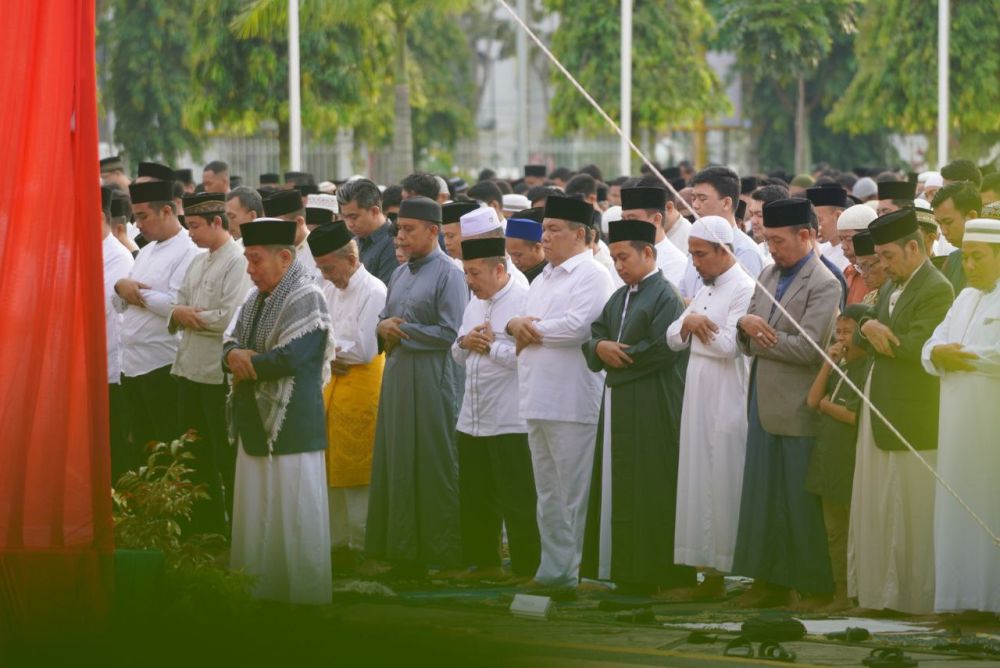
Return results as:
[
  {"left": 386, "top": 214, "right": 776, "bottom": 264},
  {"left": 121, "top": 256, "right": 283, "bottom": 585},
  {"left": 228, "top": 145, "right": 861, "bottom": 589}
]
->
[
  {"left": 278, "top": 115, "right": 290, "bottom": 173},
  {"left": 794, "top": 74, "right": 809, "bottom": 175},
  {"left": 390, "top": 13, "right": 414, "bottom": 182}
]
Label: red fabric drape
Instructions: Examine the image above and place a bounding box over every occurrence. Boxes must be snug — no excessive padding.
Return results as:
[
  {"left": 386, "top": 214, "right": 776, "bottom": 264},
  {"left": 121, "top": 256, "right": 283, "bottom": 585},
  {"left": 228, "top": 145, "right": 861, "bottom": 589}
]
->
[{"left": 0, "top": 0, "right": 112, "bottom": 642}]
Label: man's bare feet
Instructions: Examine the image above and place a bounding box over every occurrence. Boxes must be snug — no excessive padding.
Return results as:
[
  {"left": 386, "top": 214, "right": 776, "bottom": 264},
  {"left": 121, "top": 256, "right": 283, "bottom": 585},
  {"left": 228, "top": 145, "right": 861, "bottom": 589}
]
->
[
  {"left": 577, "top": 580, "right": 613, "bottom": 593},
  {"left": 728, "top": 581, "right": 771, "bottom": 608},
  {"left": 790, "top": 591, "right": 832, "bottom": 612}
]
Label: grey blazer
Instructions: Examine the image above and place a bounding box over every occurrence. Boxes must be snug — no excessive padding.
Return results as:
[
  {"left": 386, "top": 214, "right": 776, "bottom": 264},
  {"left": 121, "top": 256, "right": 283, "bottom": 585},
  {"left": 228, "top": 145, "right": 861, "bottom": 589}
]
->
[{"left": 737, "top": 254, "right": 841, "bottom": 437}]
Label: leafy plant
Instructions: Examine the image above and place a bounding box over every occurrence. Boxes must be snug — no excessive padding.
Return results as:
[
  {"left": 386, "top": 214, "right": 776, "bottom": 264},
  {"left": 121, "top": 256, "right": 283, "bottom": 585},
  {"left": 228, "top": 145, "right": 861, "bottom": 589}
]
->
[{"left": 113, "top": 435, "right": 256, "bottom": 615}]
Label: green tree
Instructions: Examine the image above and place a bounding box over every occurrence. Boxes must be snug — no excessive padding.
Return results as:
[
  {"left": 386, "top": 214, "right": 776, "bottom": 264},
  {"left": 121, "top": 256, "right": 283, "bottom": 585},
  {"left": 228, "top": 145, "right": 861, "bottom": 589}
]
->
[
  {"left": 237, "top": 0, "right": 473, "bottom": 182},
  {"left": 103, "top": 0, "right": 202, "bottom": 163},
  {"left": 718, "top": 0, "right": 859, "bottom": 174},
  {"left": 188, "top": 0, "right": 394, "bottom": 170},
  {"left": 745, "top": 31, "right": 896, "bottom": 172},
  {"left": 545, "top": 0, "right": 728, "bottom": 145},
  {"left": 827, "top": 0, "right": 1000, "bottom": 161}
]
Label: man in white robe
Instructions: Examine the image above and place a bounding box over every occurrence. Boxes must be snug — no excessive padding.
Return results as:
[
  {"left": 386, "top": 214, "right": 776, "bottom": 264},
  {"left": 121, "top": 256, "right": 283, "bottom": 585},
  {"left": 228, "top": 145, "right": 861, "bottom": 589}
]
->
[
  {"left": 665, "top": 217, "right": 755, "bottom": 599},
  {"left": 922, "top": 218, "right": 1000, "bottom": 615}
]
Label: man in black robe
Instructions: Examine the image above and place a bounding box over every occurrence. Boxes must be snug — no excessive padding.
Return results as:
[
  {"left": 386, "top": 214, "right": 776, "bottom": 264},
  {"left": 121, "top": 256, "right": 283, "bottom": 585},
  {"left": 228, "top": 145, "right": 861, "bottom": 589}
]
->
[{"left": 580, "top": 218, "right": 695, "bottom": 593}]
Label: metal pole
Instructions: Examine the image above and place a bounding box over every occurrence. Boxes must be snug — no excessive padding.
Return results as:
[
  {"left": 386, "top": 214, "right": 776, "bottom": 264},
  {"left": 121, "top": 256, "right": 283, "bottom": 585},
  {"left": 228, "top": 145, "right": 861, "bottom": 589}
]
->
[
  {"left": 289, "top": 0, "right": 302, "bottom": 170},
  {"left": 620, "top": 0, "right": 632, "bottom": 176},
  {"left": 516, "top": 0, "right": 528, "bottom": 170},
  {"left": 937, "top": 0, "right": 949, "bottom": 168}
]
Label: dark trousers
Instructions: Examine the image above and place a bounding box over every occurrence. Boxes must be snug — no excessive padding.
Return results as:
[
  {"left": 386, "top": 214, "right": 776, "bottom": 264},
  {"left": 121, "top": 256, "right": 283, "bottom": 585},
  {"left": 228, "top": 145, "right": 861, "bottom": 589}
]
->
[
  {"left": 177, "top": 377, "right": 231, "bottom": 536},
  {"left": 122, "top": 364, "right": 179, "bottom": 463},
  {"left": 109, "top": 381, "right": 131, "bottom": 484},
  {"left": 457, "top": 431, "right": 540, "bottom": 576}
]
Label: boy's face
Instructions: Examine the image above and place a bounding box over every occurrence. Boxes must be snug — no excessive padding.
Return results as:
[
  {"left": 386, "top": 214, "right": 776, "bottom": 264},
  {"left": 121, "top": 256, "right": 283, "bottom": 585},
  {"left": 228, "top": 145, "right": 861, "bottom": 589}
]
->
[{"left": 834, "top": 317, "right": 857, "bottom": 348}]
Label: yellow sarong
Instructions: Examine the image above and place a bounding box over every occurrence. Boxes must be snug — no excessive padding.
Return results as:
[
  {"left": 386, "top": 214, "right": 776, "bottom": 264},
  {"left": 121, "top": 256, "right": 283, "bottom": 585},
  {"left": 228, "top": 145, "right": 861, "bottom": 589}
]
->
[{"left": 323, "top": 354, "right": 385, "bottom": 487}]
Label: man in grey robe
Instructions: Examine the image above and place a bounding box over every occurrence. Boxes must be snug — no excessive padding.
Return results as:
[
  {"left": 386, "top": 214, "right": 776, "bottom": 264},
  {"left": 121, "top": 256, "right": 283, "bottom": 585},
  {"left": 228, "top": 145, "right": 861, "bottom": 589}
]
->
[{"left": 364, "top": 197, "right": 469, "bottom": 577}]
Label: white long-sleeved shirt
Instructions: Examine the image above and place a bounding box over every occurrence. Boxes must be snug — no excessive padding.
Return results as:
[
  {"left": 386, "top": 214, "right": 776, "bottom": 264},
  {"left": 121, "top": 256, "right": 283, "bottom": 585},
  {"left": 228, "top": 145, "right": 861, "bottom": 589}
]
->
[
  {"left": 666, "top": 216, "right": 692, "bottom": 255},
  {"left": 517, "top": 249, "right": 614, "bottom": 424},
  {"left": 103, "top": 233, "right": 135, "bottom": 384},
  {"left": 452, "top": 277, "right": 528, "bottom": 436},
  {"left": 656, "top": 237, "right": 688, "bottom": 289},
  {"left": 322, "top": 264, "right": 386, "bottom": 366},
  {"left": 667, "top": 263, "right": 755, "bottom": 360},
  {"left": 113, "top": 229, "right": 201, "bottom": 377},
  {"left": 169, "top": 238, "right": 250, "bottom": 385}
]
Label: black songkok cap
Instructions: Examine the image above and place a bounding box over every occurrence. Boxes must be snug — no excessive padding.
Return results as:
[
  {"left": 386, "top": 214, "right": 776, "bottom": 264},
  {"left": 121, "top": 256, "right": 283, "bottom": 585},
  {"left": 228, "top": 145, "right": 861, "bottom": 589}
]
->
[
  {"left": 241, "top": 219, "right": 297, "bottom": 246},
  {"left": 174, "top": 168, "right": 193, "bottom": 184},
  {"left": 263, "top": 189, "right": 304, "bottom": 217},
  {"left": 806, "top": 186, "right": 847, "bottom": 208},
  {"left": 110, "top": 195, "right": 131, "bottom": 219},
  {"left": 137, "top": 161, "right": 175, "bottom": 182},
  {"left": 308, "top": 221, "right": 352, "bottom": 256},
  {"left": 513, "top": 207, "right": 544, "bottom": 224},
  {"left": 852, "top": 230, "right": 875, "bottom": 257},
  {"left": 620, "top": 186, "right": 666, "bottom": 211},
  {"left": 877, "top": 180, "right": 916, "bottom": 201},
  {"left": 740, "top": 176, "right": 760, "bottom": 195},
  {"left": 129, "top": 180, "right": 174, "bottom": 204},
  {"left": 182, "top": 192, "right": 226, "bottom": 217},
  {"left": 230, "top": 175, "right": 243, "bottom": 188},
  {"left": 868, "top": 208, "right": 919, "bottom": 245},
  {"left": 305, "top": 207, "right": 334, "bottom": 227},
  {"left": 763, "top": 198, "right": 811, "bottom": 228},
  {"left": 461, "top": 238, "right": 507, "bottom": 260},
  {"left": 442, "top": 202, "right": 480, "bottom": 225},
  {"left": 524, "top": 164, "right": 547, "bottom": 178},
  {"left": 100, "top": 155, "right": 124, "bottom": 173},
  {"left": 608, "top": 219, "right": 656, "bottom": 245},
  {"left": 296, "top": 184, "right": 319, "bottom": 197},
  {"left": 544, "top": 195, "right": 593, "bottom": 226},
  {"left": 100, "top": 186, "right": 112, "bottom": 216},
  {"left": 260, "top": 173, "right": 280, "bottom": 185},
  {"left": 398, "top": 196, "right": 442, "bottom": 224}
]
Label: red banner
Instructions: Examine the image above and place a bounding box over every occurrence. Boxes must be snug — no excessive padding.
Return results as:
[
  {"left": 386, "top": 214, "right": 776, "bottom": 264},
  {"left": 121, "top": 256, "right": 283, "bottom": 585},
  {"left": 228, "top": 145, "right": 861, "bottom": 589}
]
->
[{"left": 0, "top": 0, "right": 113, "bottom": 643}]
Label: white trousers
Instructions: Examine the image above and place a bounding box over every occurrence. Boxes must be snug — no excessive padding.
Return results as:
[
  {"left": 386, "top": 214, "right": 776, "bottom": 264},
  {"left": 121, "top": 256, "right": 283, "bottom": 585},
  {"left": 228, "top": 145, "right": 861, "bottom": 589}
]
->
[
  {"left": 527, "top": 419, "right": 598, "bottom": 586},
  {"left": 230, "top": 445, "right": 332, "bottom": 605},
  {"left": 329, "top": 485, "right": 369, "bottom": 551}
]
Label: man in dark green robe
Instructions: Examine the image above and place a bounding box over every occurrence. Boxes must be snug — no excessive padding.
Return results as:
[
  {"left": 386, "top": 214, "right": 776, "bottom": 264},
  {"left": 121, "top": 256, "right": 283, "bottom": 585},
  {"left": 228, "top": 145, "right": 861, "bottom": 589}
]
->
[{"left": 580, "top": 219, "right": 695, "bottom": 592}]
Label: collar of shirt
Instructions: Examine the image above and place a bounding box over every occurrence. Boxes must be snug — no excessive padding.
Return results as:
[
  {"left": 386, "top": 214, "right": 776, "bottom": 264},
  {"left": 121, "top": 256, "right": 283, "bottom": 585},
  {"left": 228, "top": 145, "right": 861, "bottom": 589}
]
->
[
  {"left": 629, "top": 268, "right": 659, "bottom": 292},
  {"left": 407, "top": 245, "right": 442, "bottom": 273},
  {"left": 488, "top": 276, "right": 515, "bottom": 304},
  {"left": 542, "top": 248, "right": 592, "bottom": 279},
  {"left": 709, "top": 262, "right": 743, "bottom": 288},
  {"left": 358, "top": 221, "right": 389, "bottom": 247},
  {"left": 779, "top": 252, "right": 812, "bottom": 277}
]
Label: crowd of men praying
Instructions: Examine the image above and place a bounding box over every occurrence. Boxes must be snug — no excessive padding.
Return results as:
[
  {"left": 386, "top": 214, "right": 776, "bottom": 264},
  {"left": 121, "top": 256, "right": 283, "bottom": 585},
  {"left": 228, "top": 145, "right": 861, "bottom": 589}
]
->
[{"left": 99, "top": 155, "right": 1000, "bottom": 617}]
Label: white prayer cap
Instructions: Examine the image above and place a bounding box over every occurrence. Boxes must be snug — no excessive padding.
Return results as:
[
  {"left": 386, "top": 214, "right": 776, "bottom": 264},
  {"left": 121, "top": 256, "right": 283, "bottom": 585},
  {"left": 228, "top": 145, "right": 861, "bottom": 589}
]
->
[
  {"left": 689, "top": 215, "right": 734, "bottom": 245},
  {"left": 924, "top": 172, "right": 944, "bottom": 189},
  {"left": 307, "top": 193, "right": 339, "bottom": 213},
  {"left": 460, "top": 206, "right": 502, "bottom": 237},
  {"left": 963, "top": 218, "right": 1000, "bottom": 244},
  {"left": 600, "top": 205, "right": 622, "bottom": 236},
  {"left": 914, "top": 197, "right": 931, "bottom": 209},
  {"left": 318, "top": 180, "right": 336, "bottom": 194},
  {"left": 864, "top": 200, "right": 879, "bottom": 212},
  {"left": 502, "top": 193, "right": 531, "bottom": 212},
  {"left": 852, "top": 176, "right": 878, "bottom": 200},
  {"left": 348, "top": 174, "right": 365, "bottom": 182},
  {"left": 837, "top": 204, "right": 878, "bottom": 231},
  {"left": 435, "top": 175, "right": 450, "bottom": 196}
]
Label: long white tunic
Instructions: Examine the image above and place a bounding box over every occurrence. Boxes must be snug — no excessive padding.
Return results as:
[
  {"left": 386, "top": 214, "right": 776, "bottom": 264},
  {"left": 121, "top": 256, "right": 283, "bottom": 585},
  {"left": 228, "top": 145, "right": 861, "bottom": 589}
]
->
[
  {"left": 666, "top": 264, "right": 755, "bottom": 572},
  {"left": 665, "top": 217, "right": 692, "bottom": 255},
  {"left": 921, "top": 284, "right": 1000, "bottom": 613},
  {"left": 656, "top": 237, "right": 688, "bottom": 289}
]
